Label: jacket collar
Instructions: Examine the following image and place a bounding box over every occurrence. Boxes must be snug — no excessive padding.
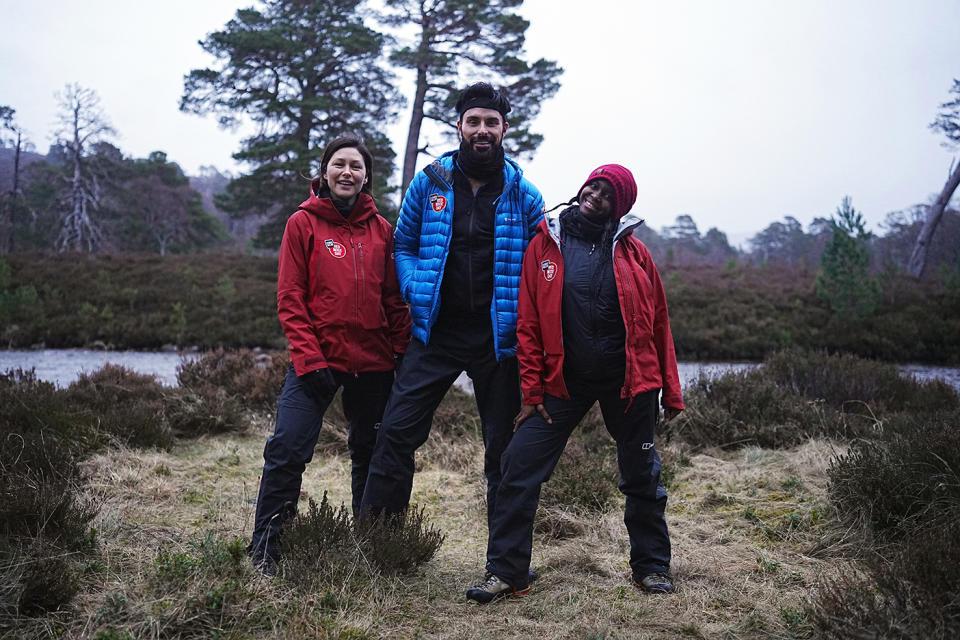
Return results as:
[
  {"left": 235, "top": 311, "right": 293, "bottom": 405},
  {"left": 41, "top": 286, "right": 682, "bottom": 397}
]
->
[
  {"left": 425, "top": 149, "right": 524, "bottom": 195},
  {"left": 300, "top": 179, "right": 378, "bottom": 224}
]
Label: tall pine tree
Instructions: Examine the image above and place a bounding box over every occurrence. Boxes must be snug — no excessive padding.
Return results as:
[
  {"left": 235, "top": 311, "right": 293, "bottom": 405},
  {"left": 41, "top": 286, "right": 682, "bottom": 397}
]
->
[
  {"left": 815, "top": 196, "right": 881, "bottom": 319},
  {"left": 380, "top": 0, "right": 562, "bottom": 192},
  {"left": 181, "top": 0, "right": 402, "bottom": 247}
]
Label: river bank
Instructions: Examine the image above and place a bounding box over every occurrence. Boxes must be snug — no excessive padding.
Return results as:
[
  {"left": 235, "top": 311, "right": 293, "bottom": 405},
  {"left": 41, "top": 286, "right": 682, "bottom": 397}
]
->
[{"left": 3, "top": 348, "right": 959, "bottom": 392}]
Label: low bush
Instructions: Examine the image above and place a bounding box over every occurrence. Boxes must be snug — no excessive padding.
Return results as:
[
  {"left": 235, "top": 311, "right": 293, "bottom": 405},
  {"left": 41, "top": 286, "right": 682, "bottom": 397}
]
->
[
  {"left": 764, "top": 348, "right": 958, "bottom": 414},
  {"left": 281, "top": 493, "right": 444, "bottom": 590},
  {"left": 667, "top": 349, "right": 957, "bottom": 450},
  {"left": 176, "top": 348, "right": 288, "bottom": 412},
  {"left": 64, "top": 364, "right": 174, "bottom": 449},
  {"left": 811, "top": 404, "right": 960, "bottom": 639},
  {"left": 666, "top": 368, "right": 850, "bottom": 449},
  {"left": 0, "top": 362, "right": 254, "bottom": 628},
  {"left": 827, "top": 409, "right": 960, "bottom": 539},
  {"left": 539, "top": 436, "right": 619, "bottom": 517},
  {"left": 810, "top": 516, "right": 960, "bottom": 640}
]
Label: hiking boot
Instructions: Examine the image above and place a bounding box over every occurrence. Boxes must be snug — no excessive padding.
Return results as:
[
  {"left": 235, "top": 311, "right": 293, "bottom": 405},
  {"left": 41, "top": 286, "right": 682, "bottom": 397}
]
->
[
  {"left": 635, "top": 573, "right": 674, "bottom": 594},
  {"left": 251, "top": 555, "right": 277, "bottom": 578},
  {"left": 466, "top": 573, "right": 530, "bottom": 604}
]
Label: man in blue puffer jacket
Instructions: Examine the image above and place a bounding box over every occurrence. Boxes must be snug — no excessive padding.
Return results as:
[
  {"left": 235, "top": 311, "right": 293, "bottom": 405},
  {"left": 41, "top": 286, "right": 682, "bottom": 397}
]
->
[{"left": 361, "top": 82, "right": 544, "bottom": 532}]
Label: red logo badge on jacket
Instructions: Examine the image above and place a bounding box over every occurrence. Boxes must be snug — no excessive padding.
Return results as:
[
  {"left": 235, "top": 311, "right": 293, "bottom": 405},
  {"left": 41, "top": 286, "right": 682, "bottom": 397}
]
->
[
  {"left": 325, "top": 239, "right": 347, "bottom": 259},
  {"left": 429, "top": 194, "right": 447, "bottom": 213},
  {"left": 541, "top": 259, "right": 557, "bottom": 282}
]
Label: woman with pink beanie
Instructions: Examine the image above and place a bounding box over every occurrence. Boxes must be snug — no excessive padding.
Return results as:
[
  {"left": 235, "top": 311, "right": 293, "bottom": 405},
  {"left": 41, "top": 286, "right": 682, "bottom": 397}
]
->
[{"left": 467, "top": 164, "right": 684, "bottom": 603}]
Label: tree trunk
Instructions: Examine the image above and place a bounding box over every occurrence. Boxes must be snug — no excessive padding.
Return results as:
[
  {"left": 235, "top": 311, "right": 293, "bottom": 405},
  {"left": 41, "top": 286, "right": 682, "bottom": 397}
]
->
[
  {"left": 909, "top": 158, "right": 960, "bottom": 278},
  {"left": 12, "top": 130, "right": 21, "bottom": 196},
  {"left": 400, "top": 65, "right": 429, "bottom": 197}
]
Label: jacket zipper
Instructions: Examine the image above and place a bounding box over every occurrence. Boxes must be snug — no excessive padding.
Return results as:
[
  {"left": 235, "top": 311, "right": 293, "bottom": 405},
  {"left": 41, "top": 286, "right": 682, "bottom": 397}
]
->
[{"left": 351, "top": 230, "right": 362, "bottom": 376}]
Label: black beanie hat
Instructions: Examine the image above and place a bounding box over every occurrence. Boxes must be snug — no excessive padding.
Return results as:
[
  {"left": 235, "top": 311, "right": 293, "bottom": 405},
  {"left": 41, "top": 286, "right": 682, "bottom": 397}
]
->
[{"left": 455, "top": 82, "right": 511, "bottom": 119}]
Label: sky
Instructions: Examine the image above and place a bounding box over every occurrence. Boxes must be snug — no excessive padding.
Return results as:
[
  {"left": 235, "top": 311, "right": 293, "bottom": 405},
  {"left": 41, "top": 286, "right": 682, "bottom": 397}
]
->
[{"left": 2, "top": 0, "right": 959, "bottom": 247}]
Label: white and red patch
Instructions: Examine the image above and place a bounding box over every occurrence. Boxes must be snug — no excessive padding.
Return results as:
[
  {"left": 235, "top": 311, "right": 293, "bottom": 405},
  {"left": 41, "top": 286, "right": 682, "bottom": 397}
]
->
[
  {"left": 429, "top": 193, "right": 447, "bottom": 213},
  {"left": 540, "top": 259, "right": 557, "bottom": 282},
  {"left": 324, "top": 239, "right": 347, "bottom": 258}
]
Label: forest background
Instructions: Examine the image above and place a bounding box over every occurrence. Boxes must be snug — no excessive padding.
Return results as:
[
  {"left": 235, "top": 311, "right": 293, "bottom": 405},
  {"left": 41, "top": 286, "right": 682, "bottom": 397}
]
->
[{"left": 2, "top": 1, "right": 959, "bottom": 361}]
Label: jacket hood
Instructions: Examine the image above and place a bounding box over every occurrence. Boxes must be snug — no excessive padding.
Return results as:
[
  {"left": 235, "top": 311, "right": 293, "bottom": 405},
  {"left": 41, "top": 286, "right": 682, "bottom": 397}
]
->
[
  {"left": 299, "top": 178, "right": 378, "bottom": 224},
  {"left": 540, "top": 206, "right": 644, "bottom": 247}
]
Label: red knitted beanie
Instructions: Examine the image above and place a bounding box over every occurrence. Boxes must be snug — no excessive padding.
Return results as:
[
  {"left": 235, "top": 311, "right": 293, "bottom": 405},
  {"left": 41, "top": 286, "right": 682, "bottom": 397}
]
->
[{"left": 576, "top": 164, "right": 638, "bottom": 220}]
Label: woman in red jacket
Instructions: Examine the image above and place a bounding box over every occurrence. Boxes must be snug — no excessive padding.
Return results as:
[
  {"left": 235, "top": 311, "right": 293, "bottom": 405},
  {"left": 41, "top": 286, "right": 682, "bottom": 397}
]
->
[
  {"left": 467, "top": 164, "right": 683, "bottom": 603},
  {"left": 249, "top": 135, "right": 410, "bottom": 575}
]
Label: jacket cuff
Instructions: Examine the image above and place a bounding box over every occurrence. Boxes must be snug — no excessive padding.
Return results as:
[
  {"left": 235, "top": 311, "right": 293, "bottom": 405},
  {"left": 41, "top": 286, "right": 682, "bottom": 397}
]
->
[
  {"left": 293, "top": 353, "right": 326, "bottom": 377},
  {"left": 522, "top": 388, "right": 544, "bottom": 406},
  {"left": 662, "top": 394, "right": 684, "bottom": 411}
]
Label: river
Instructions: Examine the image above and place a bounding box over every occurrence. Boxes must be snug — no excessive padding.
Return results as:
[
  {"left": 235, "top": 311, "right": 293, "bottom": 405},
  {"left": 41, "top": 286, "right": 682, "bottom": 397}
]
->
[{"left": 1, "top": 349, "right": 959, "bottom": 392}]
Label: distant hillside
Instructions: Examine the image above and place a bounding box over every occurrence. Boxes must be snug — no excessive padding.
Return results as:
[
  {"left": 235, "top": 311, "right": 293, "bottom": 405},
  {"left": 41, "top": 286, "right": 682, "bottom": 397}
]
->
[
  {"left": 189, "top": 167, "right": 268, "bottom": 250},
  {"left": 0, "top": 146, "right": 46, "bottom": 193}
]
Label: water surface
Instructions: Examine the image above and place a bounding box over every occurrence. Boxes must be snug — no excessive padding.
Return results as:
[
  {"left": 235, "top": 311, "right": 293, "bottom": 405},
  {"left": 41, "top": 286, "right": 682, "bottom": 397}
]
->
[{"left": 1, "top": 349, "right": 958, "bottom": 392}]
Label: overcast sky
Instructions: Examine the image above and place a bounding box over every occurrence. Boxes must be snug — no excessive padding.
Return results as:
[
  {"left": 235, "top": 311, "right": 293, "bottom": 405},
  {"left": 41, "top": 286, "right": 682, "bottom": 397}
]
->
[{"left": 2, "top": 0, "right": 958, "bottom": 245}]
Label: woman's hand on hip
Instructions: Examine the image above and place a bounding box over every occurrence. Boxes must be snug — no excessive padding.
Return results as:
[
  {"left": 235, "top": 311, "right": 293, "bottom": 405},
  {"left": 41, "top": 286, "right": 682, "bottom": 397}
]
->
[
  {"left": 513, "top": 403, "right": 551, "bottom": 432},
  {"left": 663, "top": 406, "right": 682, "bottom": 423}
]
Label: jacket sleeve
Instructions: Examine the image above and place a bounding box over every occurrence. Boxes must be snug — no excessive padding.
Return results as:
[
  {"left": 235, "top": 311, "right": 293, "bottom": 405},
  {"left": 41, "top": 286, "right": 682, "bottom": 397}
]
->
[
  {"left": 277, "top": 211, "right": 326, "bottom": 376},
  {"left": 393, "top": 174, "right": 425, "bottom": 300},
  {"left": 381, "top": 225, "right": 412, "bottom": 354},
  {"left": 516, "top": 237, "right": 547, "bottom": 405},
  {"left": 643, "top": 247, "right": 684, "bottom": 410}
]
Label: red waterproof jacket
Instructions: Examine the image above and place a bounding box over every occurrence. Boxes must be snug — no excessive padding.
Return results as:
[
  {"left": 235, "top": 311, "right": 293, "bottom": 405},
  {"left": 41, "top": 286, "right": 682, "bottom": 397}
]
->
[
  {"left": 516, "top": 212, "right": 684, "bottom": 409},
  {"left": 277, "top": 181, "right": 411, "bottom": 376}
]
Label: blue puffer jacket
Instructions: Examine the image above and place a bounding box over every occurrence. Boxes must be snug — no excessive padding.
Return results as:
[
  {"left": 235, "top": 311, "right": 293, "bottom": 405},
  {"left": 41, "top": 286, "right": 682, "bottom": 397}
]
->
[{"left": 394, "top": 151, "right": 544, "bottom": 360}]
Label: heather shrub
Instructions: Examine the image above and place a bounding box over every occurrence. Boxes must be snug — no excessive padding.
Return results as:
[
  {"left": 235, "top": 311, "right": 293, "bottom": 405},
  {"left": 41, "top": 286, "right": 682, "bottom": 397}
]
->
[
  {"left": 666, "top": 368, "right": 851, "bottom": 449},
  {"left": 164, "top": 386, "right": 248, "bottom": 437},
  {"left": 281, "top": 493, "right": 444, "bottom": 590},
  {"left": 810, "top": 408, "right": 960, "bottom": 639},
  {"left": 539, "top": 436, "right": 618, "bottom": 516},
  {"left": 0, "top": 368, "right": 99, "bottom": 452},
  {"left": 764, "top": 348, "right": 958, "bottom": 414},
  {"left": 810, "top": 516, "right": 960, "bottom": 640},
  {"left": 1, "top": 539, "right": 81, "bottom": 620},
  {"left": 64, "top": 364, "right": 174, "bottom": 449},
  {"left": 0, "top": 374, "right": 98, "bottom": 624},
  {"left": 667, "top": 349, "right": 956, "bottom": 450},
  {"left": 355, "top": 506, "right": 444, "bottom": 575},
  {"left": 176, "top": 348, "right": 288, "bottom": 412},
  {"left": 827, "top": 409, "right": 960, "bottom": 538}
]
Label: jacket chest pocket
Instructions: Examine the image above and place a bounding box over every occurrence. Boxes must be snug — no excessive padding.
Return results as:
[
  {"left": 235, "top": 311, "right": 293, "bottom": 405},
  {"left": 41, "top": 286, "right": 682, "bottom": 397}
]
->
[
  {"left": 616, "top": 257, "right": 655, "bottom": 346},
  {"left": 355, "top": 241, "right": 389, "bottom": 330}
]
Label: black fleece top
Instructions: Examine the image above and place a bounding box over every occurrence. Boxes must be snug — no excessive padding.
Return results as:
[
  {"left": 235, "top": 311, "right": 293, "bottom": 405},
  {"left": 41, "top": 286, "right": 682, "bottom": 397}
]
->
[
  {"left": 559, "top": 206, "right": 627, "bottom": 383},
  {"left": 437, "top": 157, "right": 503, "bottom": 320}
]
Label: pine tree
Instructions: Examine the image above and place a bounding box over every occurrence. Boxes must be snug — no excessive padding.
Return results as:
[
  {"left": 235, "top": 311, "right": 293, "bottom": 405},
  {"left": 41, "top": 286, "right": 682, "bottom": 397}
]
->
[
  {"left": 181, "top": 0, "right": 402, "bottom": 248},
  {"left": 381, "top": 0, "right": 562, "bottom": 192},
  {"left": 815, "top": 196, "right": 881, "bottom": 319}
]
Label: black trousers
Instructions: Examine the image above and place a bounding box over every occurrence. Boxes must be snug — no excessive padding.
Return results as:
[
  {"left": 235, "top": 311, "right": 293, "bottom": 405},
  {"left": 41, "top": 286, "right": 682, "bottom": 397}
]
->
[
  {"left": 485, "top": 385, "right": 670, "bottom": 589},
  {"left": 360, "top": 315, "right": 520, "bottom": 528},
  {"left": 249, "top": 364, "right": 393, "bottom": 563}
]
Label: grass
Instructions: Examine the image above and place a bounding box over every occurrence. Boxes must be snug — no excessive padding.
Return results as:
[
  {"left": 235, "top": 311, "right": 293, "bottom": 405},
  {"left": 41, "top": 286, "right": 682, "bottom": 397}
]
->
[
  {"left": 5, "top": 349, "right": 957, "bottom": 638},
  {"left": 7, "top": 415, "right": 842, "bottom": 639}
]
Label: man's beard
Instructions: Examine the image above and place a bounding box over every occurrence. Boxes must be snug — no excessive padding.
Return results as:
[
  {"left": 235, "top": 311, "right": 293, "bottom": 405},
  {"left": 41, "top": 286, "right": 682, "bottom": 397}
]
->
[{"left": 458, "top": 135, "right": 505, "bottom": 181}]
